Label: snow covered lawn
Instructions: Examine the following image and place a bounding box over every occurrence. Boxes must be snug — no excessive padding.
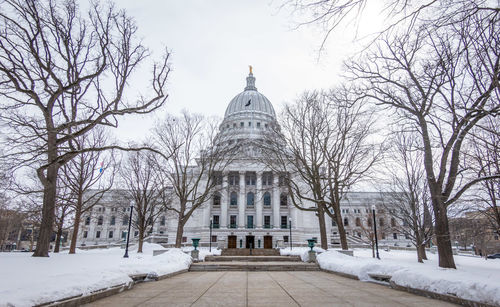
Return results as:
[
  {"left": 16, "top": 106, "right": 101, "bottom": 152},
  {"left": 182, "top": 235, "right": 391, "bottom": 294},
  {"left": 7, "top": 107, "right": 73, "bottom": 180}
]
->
[
  {"left": 317, "top": 248, "right": 500, "bottom": 306},
  {"left": 0, "top": 243, "right": 192, "bottom": 307}
]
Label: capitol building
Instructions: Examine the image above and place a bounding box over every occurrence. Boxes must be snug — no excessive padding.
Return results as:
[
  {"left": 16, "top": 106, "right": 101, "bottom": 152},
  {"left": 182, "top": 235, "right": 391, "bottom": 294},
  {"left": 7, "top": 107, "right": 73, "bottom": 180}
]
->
[{"left": 77, "top": 70, "right": 411, "bottom": 249}]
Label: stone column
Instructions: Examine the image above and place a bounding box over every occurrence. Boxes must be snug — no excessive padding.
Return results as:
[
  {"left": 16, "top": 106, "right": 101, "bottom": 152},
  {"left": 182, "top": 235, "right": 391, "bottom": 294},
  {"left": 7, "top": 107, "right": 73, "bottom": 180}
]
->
[
  {"left": 273, "top": 173, "right": 280, "bottom": 229},
  {"left": 256, "top": 171, "right": 263, "bottom": 228},
  {"left": 238, "top": 171, "right": 245, "bottom": 229},
  {"left": 220, "top": 172, "right": 228, "bottom": 228}
]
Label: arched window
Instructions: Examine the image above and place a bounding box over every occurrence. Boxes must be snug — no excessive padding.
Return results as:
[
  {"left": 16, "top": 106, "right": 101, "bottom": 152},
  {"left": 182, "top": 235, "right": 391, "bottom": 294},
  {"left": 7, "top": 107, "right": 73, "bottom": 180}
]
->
[
  {"left": 355, "top": 217, "right": 361, "bottom": 227},
  {"left": 391, "top": 218, "right": 396, "bottom": 227},
  {"left": 110, "top": 216, "right": 116, "bottom": 225},
  {"left": 212, "top": 192, "right": 221, "bottom": 207},
  {"left": 122, "top": 215, "right": 128, "bottom": 226},
  {"left": 344, "top": 218, "right": 349, "bottom": 226},
  {"left": 97, "top": 216, "right": 103, "bottom": 226},
  {"left": 280, "top": 193, "right": 288, "bottom": 207},
  {"left": 85, "top": 216, "right": 90, "bottom": 225},
  {"left": 379, "top": 218, "right": 385, "bottom": 227},
  {"left": 247, "top": 192, "right": 254, "bottom": 207},
  {"left": 230, "top": 192, "right": 238, "bottom": 206},
  {"left": 263, "top": 192, "right": 271, "bottom": 206}
]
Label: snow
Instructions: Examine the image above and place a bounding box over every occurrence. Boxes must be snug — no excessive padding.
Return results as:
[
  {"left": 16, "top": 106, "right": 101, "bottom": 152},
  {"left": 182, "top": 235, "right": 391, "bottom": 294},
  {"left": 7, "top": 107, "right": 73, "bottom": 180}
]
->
[
  {"left": 280, "top": 247, "right": 325, "bottom": 262},
  {"left": 317, "top": 248, "right": 500, "bottom": 306},
  {"left": 0, "top": 243, "right": 192, "bottom": 307},
  {"left": 181, "top": 246, "right": 222, "bottom": 261}
]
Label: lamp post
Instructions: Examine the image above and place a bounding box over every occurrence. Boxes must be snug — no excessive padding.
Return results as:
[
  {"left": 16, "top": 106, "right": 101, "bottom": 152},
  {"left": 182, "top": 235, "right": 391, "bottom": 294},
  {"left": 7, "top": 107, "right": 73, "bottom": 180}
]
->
[
  {"left": 123, "top": 202, "right": 134, "bottom": 258},
  {"left": 209, "top": 218, "right": 213, "bottom": 252},
  {"left": 289, "top": 217, "right": 292, "bottom": 250},
  {"left": 371, "top": 204, "right": 380, "bottom": 259}
]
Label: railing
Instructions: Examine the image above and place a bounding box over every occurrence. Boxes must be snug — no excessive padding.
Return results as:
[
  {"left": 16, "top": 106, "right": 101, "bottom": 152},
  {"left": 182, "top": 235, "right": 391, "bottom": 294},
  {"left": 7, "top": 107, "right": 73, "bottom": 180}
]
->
[
  {"left": 280, "top": 224, "right": 289, "bottom": 229},
  {"left": 263, "top": 224, "right": 273, "bottom": 229},
  {"left": 246, "top": 224, "right": 255, "bottom": 229},
  {"left": 229, "top": 224, "right": 238, "bottom": 229},
  {"left": 212, "top": 223, "right": 220, "bottom": 229}
]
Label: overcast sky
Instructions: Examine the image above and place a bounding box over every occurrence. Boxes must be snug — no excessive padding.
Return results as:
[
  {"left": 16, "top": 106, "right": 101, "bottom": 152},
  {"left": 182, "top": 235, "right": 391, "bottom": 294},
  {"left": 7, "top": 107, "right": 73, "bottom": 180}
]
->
[{"left": 111, "top": 0, "right": 384, "bottom": 142}]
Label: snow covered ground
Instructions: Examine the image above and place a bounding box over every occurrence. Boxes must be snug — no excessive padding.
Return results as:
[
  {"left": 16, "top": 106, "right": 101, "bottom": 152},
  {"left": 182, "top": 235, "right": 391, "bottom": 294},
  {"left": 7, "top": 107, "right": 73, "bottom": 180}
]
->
[
  {"left": 181, "top": 246, "right": 222, "bottom": 261},
  {"left": 280, "top": 247, "right": 325, "bottom": 261},
  {"left": 0, "top": 243, "right": 194, "bottom": 307},
  {"left": 317, "top": 248, "right": 500, "bottom": 306}
]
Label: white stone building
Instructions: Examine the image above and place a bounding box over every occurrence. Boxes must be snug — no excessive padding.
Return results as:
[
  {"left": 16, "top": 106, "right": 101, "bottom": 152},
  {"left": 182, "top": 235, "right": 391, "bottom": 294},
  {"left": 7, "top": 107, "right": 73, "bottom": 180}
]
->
[{"left": 76, "top": 71, "right": 412, "bottom": 249}]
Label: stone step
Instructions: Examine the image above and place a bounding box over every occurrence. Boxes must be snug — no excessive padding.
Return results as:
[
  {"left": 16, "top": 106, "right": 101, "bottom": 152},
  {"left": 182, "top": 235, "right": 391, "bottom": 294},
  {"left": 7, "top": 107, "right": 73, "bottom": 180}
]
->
[
  {"left": 221, "top": 248, "right": 280, "bottom": 256},
  {"left": 189, "top": 261, "right": 320, "bottom": 272},
  {"left": 205, "top": 255, "right": 301, "bottom": 262}
]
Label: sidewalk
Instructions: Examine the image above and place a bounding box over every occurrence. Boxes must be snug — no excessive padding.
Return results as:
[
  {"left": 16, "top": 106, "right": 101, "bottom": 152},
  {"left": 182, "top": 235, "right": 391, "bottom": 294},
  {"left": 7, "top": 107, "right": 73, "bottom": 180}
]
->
[{"left": 86, "top": 271, "right": 457, "bottom": 306}]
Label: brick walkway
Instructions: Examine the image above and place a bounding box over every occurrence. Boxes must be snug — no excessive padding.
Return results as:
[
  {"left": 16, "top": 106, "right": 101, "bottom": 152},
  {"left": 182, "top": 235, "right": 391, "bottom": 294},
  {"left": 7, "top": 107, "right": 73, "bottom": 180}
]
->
[{"left": 87, "top": 271, "right": 457, "bottom": 307}]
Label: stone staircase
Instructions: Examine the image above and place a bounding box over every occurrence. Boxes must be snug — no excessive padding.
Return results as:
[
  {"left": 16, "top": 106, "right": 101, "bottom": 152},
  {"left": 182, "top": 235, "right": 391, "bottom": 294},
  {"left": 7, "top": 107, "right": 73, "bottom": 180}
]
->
[
  {"left": 190, "top": 249, "right": 320, "bottom": 272},
  {"left": 221, "top": 248, "right": 281, "bottom": 256}
]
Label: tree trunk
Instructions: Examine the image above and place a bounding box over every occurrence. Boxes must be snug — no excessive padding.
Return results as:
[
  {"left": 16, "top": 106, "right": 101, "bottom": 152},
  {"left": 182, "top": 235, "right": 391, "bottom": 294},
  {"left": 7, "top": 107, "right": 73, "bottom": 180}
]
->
[
  {"left": 415, "top": 234, "right": 423, "bottom": 263},
  {"left": 317, "top": 205, "right": 328, "bottom": 250},
  {"left": 334, "top": 204, "right": 348, "bottom": 250},
  {"left": 69, "top": 205, "right": 82, "bottom": 254},
  {"left": 419, "top": 243, "right": 428, "bottom": 260},
  {"left": 33, "top": 162, "right": 58, "bottom": 257},
  {"left": 138, "top": 228, "right": 144, "bottom": 253},
  {"left": 54, "top": 220, "right": 63, "bottom": 253},
  {"left": 433, "top": 204, "right": 456, "bottom": 268},
  {"left": 175, "top": 217, "right": 185, "bottom": 248}
]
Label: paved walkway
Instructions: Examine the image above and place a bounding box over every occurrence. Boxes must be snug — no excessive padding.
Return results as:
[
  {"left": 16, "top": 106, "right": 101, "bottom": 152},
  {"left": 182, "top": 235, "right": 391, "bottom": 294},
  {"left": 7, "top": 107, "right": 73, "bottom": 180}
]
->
[{"left": 87, "top": 271, "right": 457, "bottom": 307}]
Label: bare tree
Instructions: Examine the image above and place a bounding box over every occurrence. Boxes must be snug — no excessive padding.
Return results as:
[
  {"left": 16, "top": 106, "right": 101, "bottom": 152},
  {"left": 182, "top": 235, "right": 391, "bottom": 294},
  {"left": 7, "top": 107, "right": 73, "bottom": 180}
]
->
[
  {"left": 384, "top": 132, "right": 434, "bottom": 262},
  {"left": 468, "top": 118, "right": 500, "bottom": 238},
  {"left": 263, "top": 89, "right": 380, "bottom": 249},
  {"left": 0, "top": 0, "right": 171, "bottom": 257},
  {"left": 120, "top": 150, "right": 165, "bottom": 253},
  {"left": 53, "top": 182, "right": 73, "bottom": 253},
  {"left": 59, "top": 129, "right": 114, "bottom": 254},
  {"left": 346, "top": 10, "right": 500, "bottom": 268},
  {"left": 154, "top": 112, "right": 236, "bottom": 248}
]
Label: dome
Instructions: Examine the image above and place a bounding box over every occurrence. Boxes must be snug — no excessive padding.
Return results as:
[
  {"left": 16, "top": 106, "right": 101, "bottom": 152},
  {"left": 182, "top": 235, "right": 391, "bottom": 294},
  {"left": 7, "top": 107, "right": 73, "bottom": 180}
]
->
[{"left": 224, "top": 72, "right": 276, "bottom": 120}]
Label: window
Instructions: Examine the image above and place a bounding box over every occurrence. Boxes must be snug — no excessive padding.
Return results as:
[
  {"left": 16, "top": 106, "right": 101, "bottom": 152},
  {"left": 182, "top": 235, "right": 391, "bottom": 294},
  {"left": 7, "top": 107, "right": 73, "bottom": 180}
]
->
[
  {"left": 280, "top": 193, "right": 288, "bottom": 207},
  {"left": 265, "top": 123, "right": 268, "bottom": 128},
  {"left": 96, "top": 231, "right": 101, "bottom": 238},
  {"left": 393, "top": 233, "right": 398, "bottom": 239},
  {"left": 160, "top": 216, "right": 166, "bottom": 226},
  {"left": 121, "top": 231, "right": 127, "bottom": 239},
  {"left": 211, "top": 172, "right": 223, "bottom": 185},
  {"left": 247, "top": 192, "right": 255, "bottom": 207},
  {"left": 344, "top": 218, "right": 349, "bottom": 226},
  {"left": 381, "top": 233, "right": 386, "bottom": 239},
  {"left": 391, "top": 218, "right": 396, "bottom": 227},
  {"left": 85, "top": 216, "right": 90, "bottom": 225},
  {"left": 379, "top": 218, "right": 385, "bottom": 227},
  {"left": 228, "top": 173, "right": 239, "bottom": 186},
  {"left": 247, "top": 215, "right": 254, "bottom": 228},
  {"left": 122, "top": 215, "right": 128, "bottom": 225},
  {"left": 110, "top": 216, "right": 116, "bottom": 225},
  {"left": 246, "top": 172, "right": 256, "bottom": 185},
  {"left": 230, "top": 192, "right": 238, "bottom": 206},
  {"left": 283, "top": 235, "right": 289, "bottom": 243},
  {"left": 281, "top": 216, "right": 288, "bottom": 229},
  {"left": 332, "top": 219, "right": 337, "bottom": 226},
  {"left": 264, "top": 216, "right": 271, "bottom": 228},
  {"left": 355, "top": 217, "right": 361, "bottom": 227},
  {"left": 279, "top": 173, "right": 288, "bottom": 186},
  {"left": 212, "top": 215, "right": 220, "bottom": 228},
  {"left": 211, "top": 235, "right": 217, "bottom": 243},
  {"left": 240, "top": 122, "right": 244, "bottom": 127},
  {"left": 230, "top": 215, "right": 237, "bottom": 228},
  {"left": 97, "top": 216, "right": 103, "bottom": 226},
  {"left": 134, "top": 231, "right": 139, "bottom": 237},
  {"left": 212, "top": 192, "right": 221, "bottom": 208},
  {"left": 263, "top": 192, "right": 271, "bottom": 206},
  {"left": 182, "top": 236, "right": 187, "bottom": 243},
  {"left": 108, "top": 231, "right": 113, "bottom": 238},
  {"left": 83, "top": 231, "right": 88, "bottom": 238},
  {"left": 233, "top": 123, "right": 236, "bottom": 128},
  {"left": 262, "top": 172, "right": 273, "bottom": 185},
  {"left": 405, "top": 234, "right": 410, "bottom": 239},
  {"left": 257, "top": 122, "right": 261, "bottom": 128},
  {"left": 248, "top": 121, "right": 252, "bottom": 127}
]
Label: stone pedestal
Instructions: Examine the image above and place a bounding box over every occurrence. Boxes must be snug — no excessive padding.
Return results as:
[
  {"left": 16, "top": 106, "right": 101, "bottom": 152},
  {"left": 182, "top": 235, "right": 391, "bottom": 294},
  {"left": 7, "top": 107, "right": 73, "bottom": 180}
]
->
[
  {"left": 191, "top": 250, "right": 199, "bottom": 261},
  {"left": 308, "top": 250, "right": 317, "bottom": 263}
]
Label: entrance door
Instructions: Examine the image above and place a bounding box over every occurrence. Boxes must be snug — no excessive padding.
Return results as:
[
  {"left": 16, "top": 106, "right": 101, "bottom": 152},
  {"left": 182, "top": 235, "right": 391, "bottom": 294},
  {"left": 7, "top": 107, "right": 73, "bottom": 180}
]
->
[
  {"left": 245, "top": 235, "right": 255, "bottom": 248},
  {"left": 227, "top": 235, "right": 237, "bottom": 248},
  {"left": 264, "top": 235, "right": 273, "bottom": 249}
]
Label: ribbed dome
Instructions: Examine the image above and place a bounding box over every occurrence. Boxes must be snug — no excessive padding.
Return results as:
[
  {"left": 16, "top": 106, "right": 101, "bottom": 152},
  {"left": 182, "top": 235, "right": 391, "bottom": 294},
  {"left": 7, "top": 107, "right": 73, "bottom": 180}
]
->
[{"left": 224, "top": 72, "right": 276, "bottom": 119}]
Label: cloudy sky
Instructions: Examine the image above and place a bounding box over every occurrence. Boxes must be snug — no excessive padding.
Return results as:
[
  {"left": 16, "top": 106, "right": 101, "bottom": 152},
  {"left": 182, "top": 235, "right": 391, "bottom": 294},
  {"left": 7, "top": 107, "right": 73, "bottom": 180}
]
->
[{"left": 111, "top": 0, "right": 384, "bottom": 142}]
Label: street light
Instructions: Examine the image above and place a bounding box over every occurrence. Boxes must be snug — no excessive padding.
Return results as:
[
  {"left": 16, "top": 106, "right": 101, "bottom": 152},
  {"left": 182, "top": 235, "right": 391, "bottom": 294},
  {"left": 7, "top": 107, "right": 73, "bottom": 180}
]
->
[
  {"left": 289, "top": 217, "right": 292, "bottom": 250},
  {"left": 124, "top": 202, "right": 134, "bottom": 258},
  {"left": 209, "top": 218, "right": 213, "bottom": 252},
  {"left": 371, "top": 204, "right": 380, "bottom": 259}
]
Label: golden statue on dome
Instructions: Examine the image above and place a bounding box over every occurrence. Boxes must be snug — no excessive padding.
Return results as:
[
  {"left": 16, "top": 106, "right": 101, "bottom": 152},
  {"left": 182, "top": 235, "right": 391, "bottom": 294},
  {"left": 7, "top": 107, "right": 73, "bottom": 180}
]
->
[{"left": 249, "top": 65, "right": 253, "bottom": 74}]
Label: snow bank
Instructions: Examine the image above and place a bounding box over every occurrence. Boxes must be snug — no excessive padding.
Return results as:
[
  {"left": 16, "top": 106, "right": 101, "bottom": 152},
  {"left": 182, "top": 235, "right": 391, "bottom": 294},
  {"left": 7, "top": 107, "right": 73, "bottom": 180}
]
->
[
  {"left": 0, "top": 243, "right": 191, "bottom": 307},
  {"left": 280, "top": 247, "right": 325, "bottom": 262},
  {"left": 317, "top": 249, "right": 500, "bottom": 306}
]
